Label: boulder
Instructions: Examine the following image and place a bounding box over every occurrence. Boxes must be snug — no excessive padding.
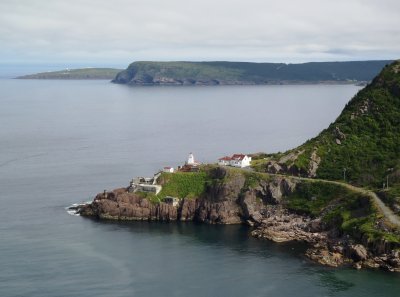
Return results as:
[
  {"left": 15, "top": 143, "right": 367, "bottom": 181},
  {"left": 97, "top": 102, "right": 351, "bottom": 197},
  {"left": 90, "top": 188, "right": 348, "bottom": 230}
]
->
[{"left": 349, "top": 244, "right": 368, "bottom": 262}]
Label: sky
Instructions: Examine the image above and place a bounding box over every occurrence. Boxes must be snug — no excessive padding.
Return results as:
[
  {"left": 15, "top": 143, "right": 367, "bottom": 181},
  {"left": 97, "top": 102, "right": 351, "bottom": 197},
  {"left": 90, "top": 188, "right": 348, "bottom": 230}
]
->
[{"left": 0, "top": 0, "right": 399, "bottom": 68}]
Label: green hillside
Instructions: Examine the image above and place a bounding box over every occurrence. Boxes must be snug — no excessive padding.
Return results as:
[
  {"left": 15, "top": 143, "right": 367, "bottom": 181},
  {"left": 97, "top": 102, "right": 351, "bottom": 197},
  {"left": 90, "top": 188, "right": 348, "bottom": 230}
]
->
[
  {"left": 254, "top": 60, "right": 400, "bottom": 208},
  {"left": 112, "top": 60, "right": 391, "bottom": 85}
]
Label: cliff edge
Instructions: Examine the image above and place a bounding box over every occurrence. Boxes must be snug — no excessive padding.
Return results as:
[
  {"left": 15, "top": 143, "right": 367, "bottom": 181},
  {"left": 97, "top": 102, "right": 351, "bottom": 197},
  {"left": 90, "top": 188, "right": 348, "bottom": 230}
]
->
[{"left": 77, "top": 166, "right": 400, "bottom": 272}]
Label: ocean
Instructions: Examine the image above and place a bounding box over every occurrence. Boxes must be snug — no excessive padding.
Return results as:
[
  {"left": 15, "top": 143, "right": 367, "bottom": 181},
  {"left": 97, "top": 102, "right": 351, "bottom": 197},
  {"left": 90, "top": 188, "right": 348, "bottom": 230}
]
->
[{"left": 1, "top": 79, "right": 399, "bottom": 297}]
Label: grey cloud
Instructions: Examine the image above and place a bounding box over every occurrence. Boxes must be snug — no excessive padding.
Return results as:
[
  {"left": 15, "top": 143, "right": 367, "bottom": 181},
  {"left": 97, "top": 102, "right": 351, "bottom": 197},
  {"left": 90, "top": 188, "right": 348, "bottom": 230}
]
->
[{"left": 0, "top": 0, "right": 399, "bottom": 65}]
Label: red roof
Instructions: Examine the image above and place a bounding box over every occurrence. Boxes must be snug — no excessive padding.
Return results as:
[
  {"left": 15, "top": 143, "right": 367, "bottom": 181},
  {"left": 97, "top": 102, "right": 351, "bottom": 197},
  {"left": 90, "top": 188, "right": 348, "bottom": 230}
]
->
[
  {"left": 219, "top": 154, "right": 247, "bottom": 161},
  {"left": 231, "top": 154, "right": 246, "bottom": 160},
  {"left": 218, "top": 156, "right": 232, "bottom": 161},
  {"left": 164, "top": 166, "right": 172, "bottom": 169}
]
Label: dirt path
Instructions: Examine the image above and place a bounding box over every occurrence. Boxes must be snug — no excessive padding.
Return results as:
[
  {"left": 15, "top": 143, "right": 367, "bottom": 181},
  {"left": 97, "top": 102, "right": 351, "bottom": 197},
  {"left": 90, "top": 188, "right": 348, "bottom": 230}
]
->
[{"left": 271, "top": 173, "right": 400, "bottom": 228}]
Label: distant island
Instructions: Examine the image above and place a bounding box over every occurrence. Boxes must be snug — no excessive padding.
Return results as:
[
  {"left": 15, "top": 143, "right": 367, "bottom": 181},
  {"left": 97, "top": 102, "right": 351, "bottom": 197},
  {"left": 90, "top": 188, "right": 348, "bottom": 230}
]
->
[
  {"left": 17, "top": 68, "right": 122, "bottom": 80},
  {"left": 112, "top": 60, "right": 393, "bottom": 85}
]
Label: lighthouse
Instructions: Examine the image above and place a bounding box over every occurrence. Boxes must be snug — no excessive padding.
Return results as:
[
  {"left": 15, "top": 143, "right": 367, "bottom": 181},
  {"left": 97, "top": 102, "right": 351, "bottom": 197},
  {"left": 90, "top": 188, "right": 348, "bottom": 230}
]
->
[{"left": 187, "top": 152, "right": 195, "bottom": 165}]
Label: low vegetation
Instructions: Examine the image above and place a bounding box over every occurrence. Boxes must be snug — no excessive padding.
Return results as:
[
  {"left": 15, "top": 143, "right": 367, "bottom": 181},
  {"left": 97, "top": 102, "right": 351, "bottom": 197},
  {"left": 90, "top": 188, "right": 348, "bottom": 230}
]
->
[
  {"left": 253, "top": 61, "right": 400, "bottom": 195},
  {"left": 285, "top": 180, "right": 400, "bottom": 245},
  {"left": 157, "top": 171, "right": 209, "bottom": 199},
  {"left": 17, "top": 68, "right": 122, "bottom": 79}
]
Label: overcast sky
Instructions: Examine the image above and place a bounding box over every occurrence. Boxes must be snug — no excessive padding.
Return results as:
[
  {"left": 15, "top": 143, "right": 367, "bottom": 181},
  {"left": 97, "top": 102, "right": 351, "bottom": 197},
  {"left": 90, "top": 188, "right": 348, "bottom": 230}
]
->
[{"left": 1, "top": 0, "right": 399, "bottom": 67}]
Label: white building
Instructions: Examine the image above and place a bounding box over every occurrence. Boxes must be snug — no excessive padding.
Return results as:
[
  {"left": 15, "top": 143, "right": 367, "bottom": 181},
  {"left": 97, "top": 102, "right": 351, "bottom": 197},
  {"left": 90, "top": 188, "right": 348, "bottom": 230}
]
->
[
  {"left": 218, "top": 154, "right": 252, "bottom": 168},
  {"left": 186, "top": 152, "right": 200, "bottom": 165},
  {"left": 163, "top": 166, "right": 174, "bottom": 173},
  {"left": 187, "top": 152, "right": 195, "bottom": 165}
]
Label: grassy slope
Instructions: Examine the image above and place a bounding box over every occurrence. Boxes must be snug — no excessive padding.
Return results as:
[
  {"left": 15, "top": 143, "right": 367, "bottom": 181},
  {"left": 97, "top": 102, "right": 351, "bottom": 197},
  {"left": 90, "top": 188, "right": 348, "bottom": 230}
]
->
[
  {"left": 254, "top": 61, "right": 400, "bottom": 190},
  {"left": 17, "top": 68, "right": 122, "bottom": 79}
]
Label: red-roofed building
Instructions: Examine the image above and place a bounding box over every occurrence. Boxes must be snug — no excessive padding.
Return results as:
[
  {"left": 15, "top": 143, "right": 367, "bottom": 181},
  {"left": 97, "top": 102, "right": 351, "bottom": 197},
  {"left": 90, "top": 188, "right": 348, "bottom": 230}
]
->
[
  {"left": 218, "top": 154, "right": 252, "bottom": 168},
  {"left": 163, "top": 166, "right": 174, "bottom": 173}
]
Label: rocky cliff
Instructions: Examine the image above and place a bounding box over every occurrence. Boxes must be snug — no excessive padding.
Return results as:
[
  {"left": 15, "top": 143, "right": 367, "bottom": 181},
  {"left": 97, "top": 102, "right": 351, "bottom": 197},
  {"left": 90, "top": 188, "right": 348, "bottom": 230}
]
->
[
  {"left": 77, "top": 166, "right": 400, "bottom": 272},
  {"left": 79, "top": 167, "right": 297, "bottom": 225}
]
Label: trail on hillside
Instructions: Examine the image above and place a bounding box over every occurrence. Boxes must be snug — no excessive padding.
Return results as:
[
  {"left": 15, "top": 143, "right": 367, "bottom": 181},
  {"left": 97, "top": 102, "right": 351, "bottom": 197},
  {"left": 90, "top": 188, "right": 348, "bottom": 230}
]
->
[{"left": 273, "top": 173, "right": 400, "bottom": 228}]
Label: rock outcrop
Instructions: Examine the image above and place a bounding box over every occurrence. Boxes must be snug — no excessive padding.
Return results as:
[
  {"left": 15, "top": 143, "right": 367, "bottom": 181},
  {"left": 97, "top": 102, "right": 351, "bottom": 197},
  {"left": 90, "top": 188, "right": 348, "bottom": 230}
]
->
[
  {"left": 75, "top": 165, "right": 400, "bottom": 272},
  {"left": 250, "top": 206, "right": 400, "bottom": 271},
  {"left": 78, "top": 168, "right": 296, "bottom": 225}
]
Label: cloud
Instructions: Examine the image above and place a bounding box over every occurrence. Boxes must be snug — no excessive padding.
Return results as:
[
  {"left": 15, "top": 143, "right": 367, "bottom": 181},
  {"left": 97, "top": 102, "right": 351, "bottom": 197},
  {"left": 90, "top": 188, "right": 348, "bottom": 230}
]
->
[{"left": 0, "top": 0, "right": 399, "bottom": 65}]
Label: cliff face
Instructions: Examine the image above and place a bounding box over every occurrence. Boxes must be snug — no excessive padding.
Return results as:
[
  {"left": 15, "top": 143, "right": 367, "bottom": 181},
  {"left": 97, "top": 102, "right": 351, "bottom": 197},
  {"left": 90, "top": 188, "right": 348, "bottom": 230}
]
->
[
  {"left": 77, "top": 166, "right": 400, "bottom": 271},
  {"left": 111, "top": 60, "right": 392, "bottom": 85},
  {"left": 79, "top": 167, "right": 297, "bottom": 225}
]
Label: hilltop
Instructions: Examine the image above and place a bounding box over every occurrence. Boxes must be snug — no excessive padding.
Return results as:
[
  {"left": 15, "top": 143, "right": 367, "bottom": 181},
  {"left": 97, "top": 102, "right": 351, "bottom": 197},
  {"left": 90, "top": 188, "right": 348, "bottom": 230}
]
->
[
  {"left": 112, "top": 60, "right": 392, "bottom": 85},
  {"left": 252, "top": 60, "right": 400, "bottom": 210},
  {"left": 17, "top": 68, "right": 122, "bottom": 80}
]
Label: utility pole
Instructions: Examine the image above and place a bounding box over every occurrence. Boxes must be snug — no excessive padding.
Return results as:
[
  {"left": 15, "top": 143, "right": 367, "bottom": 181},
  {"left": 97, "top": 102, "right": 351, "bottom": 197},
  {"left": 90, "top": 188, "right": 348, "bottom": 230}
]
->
[
  {"left": 387, "top": 168, "right": 394, "bottom": 190},
  {"left": 343, "top": 168, "right": 347, "bottom": 182}
]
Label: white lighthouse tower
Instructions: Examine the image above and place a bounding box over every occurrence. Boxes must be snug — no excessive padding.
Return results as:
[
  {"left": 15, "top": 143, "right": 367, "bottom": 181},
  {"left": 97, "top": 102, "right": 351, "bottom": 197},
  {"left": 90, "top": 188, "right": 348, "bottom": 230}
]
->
[{"left": 187, "top": 152, "right": 195, "bottom": 165}]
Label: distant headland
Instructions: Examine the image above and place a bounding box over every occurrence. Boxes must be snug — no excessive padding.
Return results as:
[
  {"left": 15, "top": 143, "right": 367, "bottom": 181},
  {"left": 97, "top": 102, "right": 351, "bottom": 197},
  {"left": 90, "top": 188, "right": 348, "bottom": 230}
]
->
[
  {"left": 111, "top": 60, "right": 393, "bottom": 85},
  {"left": 17, "top": 60, "right": 393, "bottom": 84},
  {"left": 16, "top": 68, "right": 122, "bottom": 80}
]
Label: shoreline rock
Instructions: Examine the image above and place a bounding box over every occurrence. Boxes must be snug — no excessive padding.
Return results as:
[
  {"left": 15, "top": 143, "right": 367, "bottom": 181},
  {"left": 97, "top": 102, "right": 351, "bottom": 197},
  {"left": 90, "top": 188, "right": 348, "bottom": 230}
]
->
[{"left": 74, "top": 167, "right": 400, "bottom": 273}]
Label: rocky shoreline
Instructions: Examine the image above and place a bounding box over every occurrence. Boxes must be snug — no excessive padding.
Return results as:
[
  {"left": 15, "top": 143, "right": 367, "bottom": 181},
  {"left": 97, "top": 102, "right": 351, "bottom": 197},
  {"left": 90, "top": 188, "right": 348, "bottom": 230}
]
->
[
  {"left": 74, "top": 167, "right": 400, "bottom": 272},
  {"left": 251, "top": 206, "right": 400, "bottom": 272}
]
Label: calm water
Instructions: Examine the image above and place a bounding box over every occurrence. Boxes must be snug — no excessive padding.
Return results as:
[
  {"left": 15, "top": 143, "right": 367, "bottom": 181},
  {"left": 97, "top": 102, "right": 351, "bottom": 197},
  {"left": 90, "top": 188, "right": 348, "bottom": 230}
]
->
[{"left": 1, "top": 79, "right": 399, "bottom": 297}]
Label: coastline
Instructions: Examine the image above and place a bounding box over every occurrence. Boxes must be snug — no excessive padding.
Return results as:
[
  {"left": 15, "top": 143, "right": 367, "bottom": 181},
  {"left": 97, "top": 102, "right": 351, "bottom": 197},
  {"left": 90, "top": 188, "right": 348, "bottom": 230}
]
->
[{"left": 73, "top": 166, "right": 400, "bottom": 273}]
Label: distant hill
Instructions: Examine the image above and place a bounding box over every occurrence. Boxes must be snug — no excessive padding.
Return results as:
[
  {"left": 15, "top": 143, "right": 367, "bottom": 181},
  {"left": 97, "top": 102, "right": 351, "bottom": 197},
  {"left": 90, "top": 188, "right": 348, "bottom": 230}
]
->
[
  {"left": 112, "top": 60, "right": 393, "bottom": 85},
  {"left": 17, "top": 68, "right": 122, "bottom": 80},
  {"left": 253, "top": 60, "right": 400, "bottom": 192}
]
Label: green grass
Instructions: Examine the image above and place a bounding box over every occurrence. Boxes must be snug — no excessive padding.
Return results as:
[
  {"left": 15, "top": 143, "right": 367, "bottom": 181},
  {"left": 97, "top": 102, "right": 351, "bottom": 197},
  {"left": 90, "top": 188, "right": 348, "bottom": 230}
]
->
[
  {"left": 135, "top": 191, "right": 160, "bottom": 204},
  {"left": 157, "top": 171, "right": 209, "bottom": 199},
  {"left": 285, "top": 181, "right": 351, "bottom": 216}
]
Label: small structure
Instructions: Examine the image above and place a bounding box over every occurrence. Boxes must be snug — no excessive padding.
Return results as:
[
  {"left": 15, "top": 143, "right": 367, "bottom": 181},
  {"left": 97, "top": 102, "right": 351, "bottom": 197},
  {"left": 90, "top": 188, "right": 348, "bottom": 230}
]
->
[
  {"left": 128, "top": 173, "right": 162, "bottom": 195},
  {"left": 178, "top": 152, "right": 201, "bottom": 172},
  {"left": 163, "top": 166, "right": 174, "bottom": 173},
  {"left": 218, "top": 154, "right": 252, "bottom": 168},
  {"left": 186, "top": 152, "right": 200, "bottom": 166},
  {"left": 162, "top": 196, "right": 180, "bottom": 207},
  {"left": 218, "top": 156, "right": 232, "bottom": 166},
  {"left": 137, "top": 184, "right": 162, "bottom": 194}
]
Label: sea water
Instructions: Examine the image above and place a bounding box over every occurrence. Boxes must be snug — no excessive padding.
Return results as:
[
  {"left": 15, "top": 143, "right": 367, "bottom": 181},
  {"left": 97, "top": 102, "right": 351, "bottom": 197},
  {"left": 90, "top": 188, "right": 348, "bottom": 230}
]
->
[{"left": 1, "top": 79, "right": 399, "bottom": 297}]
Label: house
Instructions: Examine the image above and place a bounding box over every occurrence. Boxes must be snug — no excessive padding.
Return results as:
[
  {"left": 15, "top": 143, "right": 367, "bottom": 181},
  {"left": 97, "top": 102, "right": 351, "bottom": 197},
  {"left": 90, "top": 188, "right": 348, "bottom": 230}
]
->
[
  {"left": 218, "top": 154, "right": 252, "bottom": 168},
  {"left": 163, "top": 166, "right": 174, "bottom": 173},
  {"left": 218, "top": 156, "right": 232, "bottom": 166}
]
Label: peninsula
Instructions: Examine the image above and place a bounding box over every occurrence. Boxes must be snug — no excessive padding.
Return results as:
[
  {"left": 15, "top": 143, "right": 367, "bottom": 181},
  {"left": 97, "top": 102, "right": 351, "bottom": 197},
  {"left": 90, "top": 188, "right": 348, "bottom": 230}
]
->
[
  {"left": 75, "top": 60, "right": 400, "bottom": 272},
  {"left": 17, "top": 68, "right": 122, "bottom": 80},
  {"left": 112, "top": 60, "right": 392, "bottom": 85}
]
